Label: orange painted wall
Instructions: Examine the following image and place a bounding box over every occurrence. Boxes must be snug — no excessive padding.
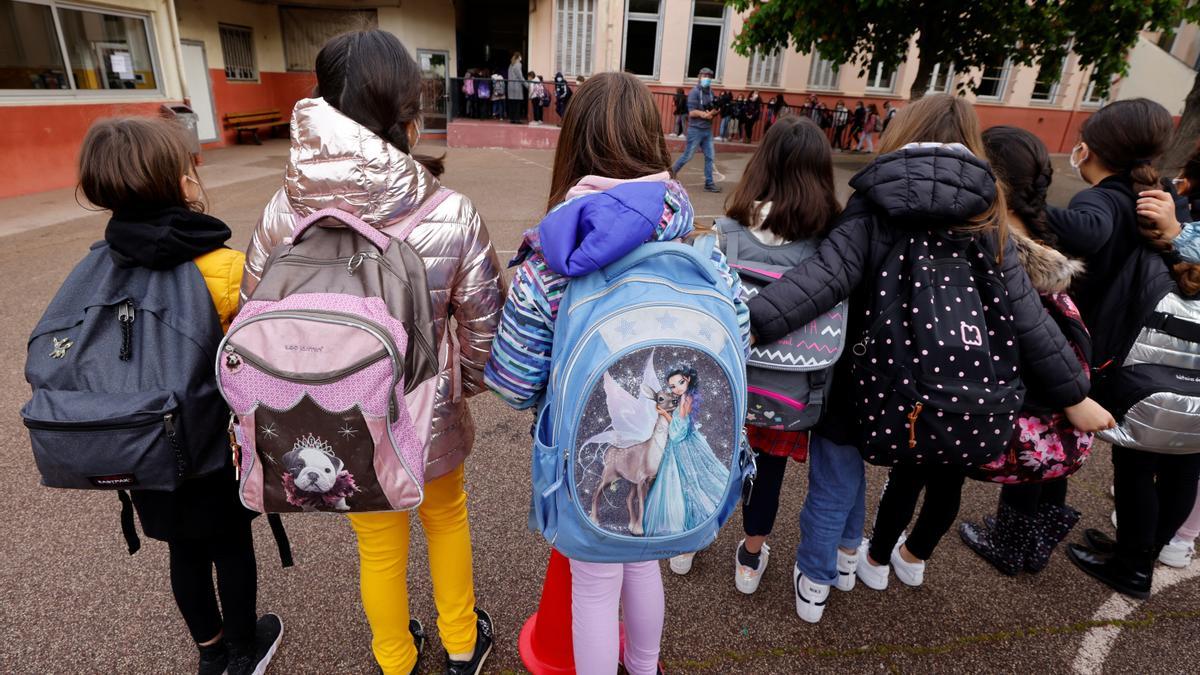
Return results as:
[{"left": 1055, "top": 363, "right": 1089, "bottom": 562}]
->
[
  {"left": 207, "top": 70, "right": 315, "bottom": 146},
  {"left": 0, "top": 101, "right": 166, "bottom": 199}
]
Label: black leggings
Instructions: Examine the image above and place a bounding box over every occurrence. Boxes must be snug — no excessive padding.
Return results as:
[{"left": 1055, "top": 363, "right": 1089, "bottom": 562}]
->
[
  {"left": 1113, "top": 445, "right": 1200, "bottom": 556},
  {"left": 169, "top": 518, "right": 257, "bottom": 645},
  {"left": 869, "top": 464, "right": 966, "bottom": 562},
  {"left": 1000, "top": 478, "right": 1068, "bottom": 517},
  {"left": 742, "top": 450, "right": 789, "bottom": 537}
]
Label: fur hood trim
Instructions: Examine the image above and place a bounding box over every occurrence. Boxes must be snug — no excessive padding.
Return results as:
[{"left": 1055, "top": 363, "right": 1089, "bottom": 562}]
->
[{"left": 1009, "top": 230, "right": 1085, "bottom": 294}]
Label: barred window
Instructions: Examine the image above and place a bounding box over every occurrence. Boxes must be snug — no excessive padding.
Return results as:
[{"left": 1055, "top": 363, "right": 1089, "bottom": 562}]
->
[
  {"left": 219, "top": 24, "right": 256, "bottom": 81},
  {"left": 281, "top": 6, "right": 377, "bottom": 72},
  {"left": 556, "top": 0, "right": 595, "bottom": 78},
  {"left": 748, "top": 50, "right": 782, "bottom": 87}
]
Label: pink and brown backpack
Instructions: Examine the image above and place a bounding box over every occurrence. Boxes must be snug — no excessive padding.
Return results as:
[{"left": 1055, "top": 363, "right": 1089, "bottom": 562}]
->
[{"left": 217, "top": 190, "right": 449, "bottom": 513}]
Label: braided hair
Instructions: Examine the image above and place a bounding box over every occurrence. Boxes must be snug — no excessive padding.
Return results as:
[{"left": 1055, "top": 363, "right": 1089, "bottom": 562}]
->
[{"left": 981, "top": 126, "right": 1055, "bottom": 245}]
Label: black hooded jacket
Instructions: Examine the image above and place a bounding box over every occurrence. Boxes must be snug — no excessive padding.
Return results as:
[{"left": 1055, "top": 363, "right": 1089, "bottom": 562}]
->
[{"left": 747, "top": 144, "right": 1090, "bottom": 446}]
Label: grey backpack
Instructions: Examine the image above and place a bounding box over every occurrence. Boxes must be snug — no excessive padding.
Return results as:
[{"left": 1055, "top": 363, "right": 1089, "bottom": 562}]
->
[
  {"left": 716, "top": 217, "right": 848, "bottom": 431},
  {"left": 23, "top": 243, "right": 229, "bottom": 492}
]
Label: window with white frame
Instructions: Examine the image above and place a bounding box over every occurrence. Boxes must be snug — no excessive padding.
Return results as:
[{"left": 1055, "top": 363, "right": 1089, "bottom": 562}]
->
[
  {"left": 685, "top": 0, "right": 726, "bottom": 79},
  {"left": 1082, "top": 72, "right": 1111, "bottom": 106},
  {"left": 807, "top": 50, "right": 839, "bottom": 90},
  {"left": 1030, "top": 55, "right": 1067, "bottom": 103},
  {"left": 747, "top": 49, "right": 782, "bottom": 87},
  {"left": 623, "top": 0, "right": 661, "bottom": 77},
  {"left": 556, "top": 0, "right": 595, "bottom": 78},
  {"left": 0, "top": 0, "right": 160, "bottom": 92},
  {"left": 219, "top": 24, "right": 256, "bottom": 82},
  {"left": 925, "top": 62, "right": 955, "bottom": 93},
  {"left": 281, "top": 6, "right": 377, "bottom": 72},
  {"left": 975, "top": 58, "right": 1012, "bottom": 100},
  {"left": 866, "top": 61, "right": 897, "bottom": 92}
]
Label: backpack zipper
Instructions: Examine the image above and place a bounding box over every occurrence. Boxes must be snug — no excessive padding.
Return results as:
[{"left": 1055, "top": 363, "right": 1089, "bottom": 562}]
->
[
  {"left": 23, "top": 416, "right": 161, "bottom": 431},
  {"left": 164, "top": 413, "right": 188, "bottom": 479},
  {"left": 223, "top": 343, "right": 387, "bottom": 384},
  {"left": 118, "top": 301, "right": 135, "bottom": 362}
]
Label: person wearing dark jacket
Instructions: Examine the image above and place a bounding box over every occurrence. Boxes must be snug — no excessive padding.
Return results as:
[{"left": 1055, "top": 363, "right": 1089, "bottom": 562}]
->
[
  {"left": 747, "top": 95, "right": 1109, "bottom": 595},
  {"left": 554, "top": 72, "right": 572, "bottom": 120},
  {"left": 741, "top": 90, "right": 761, "bottom": 143},
  {"left": 672, "top": 87, "right": 688, "bottom": 136},
  {"left": 1046, "top": 99, "right": 1200, "bottom": 600}
]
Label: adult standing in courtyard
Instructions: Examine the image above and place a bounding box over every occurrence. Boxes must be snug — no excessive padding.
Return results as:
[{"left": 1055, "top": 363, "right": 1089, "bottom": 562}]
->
[
  {"left": 672, "top": 66, "right": 721, "bottom": 193},
  {"left": 507, "top": 52, "right": 527, "bottom": 124}
]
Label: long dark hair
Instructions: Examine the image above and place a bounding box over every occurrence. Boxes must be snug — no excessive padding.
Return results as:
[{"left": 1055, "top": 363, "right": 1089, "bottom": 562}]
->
[
  {"left": 1179, "top": 139, "right": 1200, "bottom": 197},
  {"left": 1080, "top": 98, "right": 1200, "bottom": 294},
  {"left": 314, "top": 30, "right": 444, "bottom": 177},
  {"left": 546, "top": 72, "right": 672, "bottom": 209},
  {"left": 79, "top": 116, "right": 205, "bottom": 213},
  {"left": 725, "top": 115, "right": 840, "bottom": 242},
  {"left": 667, "top": 365, "right": 701, "bottom": 413},
  {"left": 982, "top": 126, "right": 1055, "bottom": 244}
]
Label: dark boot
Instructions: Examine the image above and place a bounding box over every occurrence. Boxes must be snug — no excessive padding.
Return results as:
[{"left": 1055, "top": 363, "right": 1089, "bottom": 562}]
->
[
  {"left": 1083, "top": 528, "right": 1117, "bottom": 554},
  {"left": 1067, "top": 544, "right": 1153, "bottom": 600},
  {"left": 1025, "top": 504, "right": 1081, "bottom": 573},
  {"left": 959, "top": 502, "right": 1034, "bottom": 576}
]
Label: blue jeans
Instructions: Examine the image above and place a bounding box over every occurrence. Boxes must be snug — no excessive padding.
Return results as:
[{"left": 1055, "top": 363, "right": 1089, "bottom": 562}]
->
[
  {"left": 794, "top": 433, "right": 866, "bottom": 586},
  {"left": 672, "top": 126, "right": 715, "bottom": 186}
]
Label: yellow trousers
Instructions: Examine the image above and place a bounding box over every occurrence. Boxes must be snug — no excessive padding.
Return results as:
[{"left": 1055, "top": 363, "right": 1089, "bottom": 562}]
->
[{"left": 348, "top": 465, "right": 478, "bottom": 674}]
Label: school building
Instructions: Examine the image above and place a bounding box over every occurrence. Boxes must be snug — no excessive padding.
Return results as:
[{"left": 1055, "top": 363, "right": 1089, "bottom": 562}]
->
[{"left": 2, "top": 0, "right": 1199, "bottom": 199}]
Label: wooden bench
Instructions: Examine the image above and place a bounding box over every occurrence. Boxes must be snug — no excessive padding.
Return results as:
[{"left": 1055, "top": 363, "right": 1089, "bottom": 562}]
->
[{"left": 223, "top": 109, "right": 288, "bottom": 145}]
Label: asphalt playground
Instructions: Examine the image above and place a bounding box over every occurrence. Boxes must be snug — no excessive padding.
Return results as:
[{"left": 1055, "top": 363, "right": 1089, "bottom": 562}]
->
[{"left": 1, "top": 135, "right": 1198, "bottom": 673}]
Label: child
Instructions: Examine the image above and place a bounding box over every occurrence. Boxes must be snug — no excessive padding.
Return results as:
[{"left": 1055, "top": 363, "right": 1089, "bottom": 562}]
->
[
  {"left": 854, "top": 104, "right": 879, "bottom": 154},
  {"left": 528, "top": 72, "right": 547, "bottom": 125},
  {"left": 554, "top": 72, "right": 572, "bottom": 119},
  {"left": 78, "top": 117, "right": 282, "bottom": 675},
  {"left": 745, "top": 95, "right": 1110, "bottom": 601},
  {"left": 485, "top": 72, "right": 750, "bottom": 675},
  {"left": 715, "top": 116, "right": 844, "bottom": 603},
  {"left": 1044, "top": 99, "right": 1200, "bottom": 599},
  {"left": 491, "top": 71, "right": 505, "bottom": 119},
  {"left": 741, "top": 91, "right": 761, "bottom": 143},
  {"left": 241, "top": 30, "right": 504, "bottom": 674},
  {"left": 958, "top": 126, "right": 1093, "bottom": 576}
]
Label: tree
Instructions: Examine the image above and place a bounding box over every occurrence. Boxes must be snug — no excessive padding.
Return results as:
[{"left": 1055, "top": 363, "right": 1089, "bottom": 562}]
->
[{"left": 728, "top": 0, "right": 1189, "bottom": 102}]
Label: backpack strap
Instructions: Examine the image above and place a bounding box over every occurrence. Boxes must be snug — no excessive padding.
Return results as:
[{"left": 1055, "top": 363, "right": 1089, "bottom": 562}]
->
[
  {"left": 293, "top": 208, "right": 392, "bottom": 251},
  {"left": 1147, "top": 310, "right": 1200, "bottom": 343},
  {"left": 381, "top": 187, "right": 454, "bottom": 242},
  {"left": 267, "top": 513, "right": 295, "bottom": 568},
  {"left": 117, "top": 490, "right": 141, "bottom": 555},
  {"left": 689, "top": 231, "right": 718, "bottom": 260}
]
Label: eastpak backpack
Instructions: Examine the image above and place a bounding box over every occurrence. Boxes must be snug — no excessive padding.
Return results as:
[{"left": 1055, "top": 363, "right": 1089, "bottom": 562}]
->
[
  {"left": 850, "top": 231, "right": 1025, "bottom": 467},
  {"left": 715, "top": 217, "right": 847, "bottom": 431},
  {"left": 218, "top": 190, "right": 448, "bottom": 514},
  {"left": 530, "top": 235, "right": 752, "bottom": 563}
]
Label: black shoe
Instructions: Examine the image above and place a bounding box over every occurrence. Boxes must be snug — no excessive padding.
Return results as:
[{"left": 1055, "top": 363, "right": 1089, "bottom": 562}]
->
[
  {"left": 1083, "top": 528, "right": 1117, "bottom": 555},
  {"left": 959, "top": 502, "right": 1033, "bottom": 576},
  {"left": 228, "top": 614, "right": 284, "bottom": 675},
  {"left": 704, "top": 183, "right": 722, "bottom": 193},
  {"left": 409, "top": 619, "right": 426, "bottom": 675},
  {"left": 197, "top": 640, "right": 228, "bottom": 675},
  {"left": 446, "top": 608, "right": 494, "bottom": 675},
  {"left": 1067, "top": 544, "right": 1152, "bottom": 600},
  {"left": 1025, "top": 504, "right": 1081, "bottom": 573}
]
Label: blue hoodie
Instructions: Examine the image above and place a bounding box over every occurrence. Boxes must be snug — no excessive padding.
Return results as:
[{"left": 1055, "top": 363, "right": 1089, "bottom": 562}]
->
[{"left": 485, "top": 179, "right": 749, "bottom": 409}]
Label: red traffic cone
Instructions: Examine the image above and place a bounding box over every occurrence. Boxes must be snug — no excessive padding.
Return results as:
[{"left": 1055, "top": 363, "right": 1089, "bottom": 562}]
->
[{"left": 519, "top": 549, "right": 576, "bottom": 674}]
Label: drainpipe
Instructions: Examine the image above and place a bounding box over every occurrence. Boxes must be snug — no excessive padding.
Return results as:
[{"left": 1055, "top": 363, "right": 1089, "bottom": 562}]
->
[
  {"left": 164, "top": 0, "right": 189, "bottom": 103},
  {"left": 1058, "top": 63, "right": 1089, "bottom": 153}
]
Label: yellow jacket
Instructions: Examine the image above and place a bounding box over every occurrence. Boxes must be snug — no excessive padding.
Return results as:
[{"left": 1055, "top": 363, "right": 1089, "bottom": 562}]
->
[{"left": 194, "top": 248, "right": 244, "bottom": 332}]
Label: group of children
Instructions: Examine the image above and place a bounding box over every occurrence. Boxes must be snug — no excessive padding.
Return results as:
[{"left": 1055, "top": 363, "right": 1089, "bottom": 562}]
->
[
  {"left": 34, "top": 25, "right": 1200, "bottom": 675},
  {"left": 461, "top": 64, "right": 572, "bottom": 125}
]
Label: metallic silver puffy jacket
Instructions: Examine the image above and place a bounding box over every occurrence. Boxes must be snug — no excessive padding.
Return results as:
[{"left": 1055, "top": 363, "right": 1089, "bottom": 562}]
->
[{"left": 241, "top": 97, "right": 505, "bottom": 479}]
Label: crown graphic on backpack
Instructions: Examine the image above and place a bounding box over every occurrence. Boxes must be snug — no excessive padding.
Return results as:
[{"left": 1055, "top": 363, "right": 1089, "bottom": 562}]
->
[{"left": 217, "top": 189, "right": 450, "bottom": 514}]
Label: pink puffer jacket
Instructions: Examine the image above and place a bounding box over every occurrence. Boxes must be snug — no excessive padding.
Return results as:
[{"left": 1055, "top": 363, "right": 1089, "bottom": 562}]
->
[{"left": 241, "top": 97, "right": 505, "bottom": 480}]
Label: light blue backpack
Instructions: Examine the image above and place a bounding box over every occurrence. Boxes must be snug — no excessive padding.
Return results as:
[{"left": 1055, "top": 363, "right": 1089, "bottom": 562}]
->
[{"left": 531, "top": 236, "right": 751, "bottom": 562}]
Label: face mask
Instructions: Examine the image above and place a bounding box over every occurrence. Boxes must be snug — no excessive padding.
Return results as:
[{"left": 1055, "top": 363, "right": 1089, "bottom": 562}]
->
[
  {"left": 700, "top": 77, "right": 711, "bottom": 88},
  {"left": 1069, "top": 143, "right": 1088, "bottom": 181}
]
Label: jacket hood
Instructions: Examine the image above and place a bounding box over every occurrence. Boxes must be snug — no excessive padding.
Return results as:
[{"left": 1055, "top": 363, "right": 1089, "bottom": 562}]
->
[
  {"left": 519, "top": 179, "right": 693, "bottom": 277},
  {"left": 849, "top": 143, "right": 998, "bottom": 225},
  {"left": 284, "top": 97, "right": 438, "bottom": 225},
  {"left": 1010, "top": 229, "right": 1086, "bottom": 294}
]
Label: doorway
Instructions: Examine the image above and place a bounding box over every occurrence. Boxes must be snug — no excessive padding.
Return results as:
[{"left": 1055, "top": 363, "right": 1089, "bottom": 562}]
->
[
  {"left": 455, "top": 0, "right": 527, "bottom": 77},
  {"left": 417, "top": 49, "right": 449, "bottom": 133},
  {"left": 180, "top": 41, "right": 218, "bottom": 142}
]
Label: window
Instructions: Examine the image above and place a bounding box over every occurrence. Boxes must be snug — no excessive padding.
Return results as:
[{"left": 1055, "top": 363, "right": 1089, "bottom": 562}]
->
[
  {"left": 974, "top": 58, "right": 1011, "bottom": 100},
  {"left": 685, "top": 0, "right": 727, "bottom": 79},
  {"left": 219, "top": 24, "right": 256, "bottom": 82},
  {"left": 807, "top": 51, "right": 839, "bottom": 90},
  {"left": 622, "top": 0, "right": 661, "bottom": 78},
  {"left": 866, "top": 61, "right": 897, "bottom": 92},
  {"left": 1030, "top": 55, "right": 1067, "bottom": 103},
  {"left": 556, "top": 0, "right": 594, "bottom": 77},
  {"left": 1, "top": 1, "right": 160, "bottom": 92},
  {"left": 925, "top": 62, "right": 955, "bottom": 93},
  {"left": 747, "top": 50, "right": 781, "bottom": 87},
  {"left": 1082, "top": 72, "right": 1111, "bottom": 106},
  {"left": 281, "top": 6, "right": 377, "bottom": 72}
]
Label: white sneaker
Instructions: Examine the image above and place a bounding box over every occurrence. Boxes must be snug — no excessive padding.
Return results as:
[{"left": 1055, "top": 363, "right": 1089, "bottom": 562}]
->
[
  {"left": 1159, "top": 537, "right": 1196, "bottom": 568},
  {"left": 835, "top": 547, "right": 859, "bottom": 592},
  {"left": 670, "top": 552, "right": 696, "bottom": 575},
  {"left": 890, "top": 538, "right": 925, "bottom": 587},
  {"left": 855, "top": 538, "right": 889, "bottom": 591},
  {"left": 734, "top": 540, "right": 769, "bottom": 594},
  {"left": 793, "top": 567, "right": 830, "bottom": 624}
]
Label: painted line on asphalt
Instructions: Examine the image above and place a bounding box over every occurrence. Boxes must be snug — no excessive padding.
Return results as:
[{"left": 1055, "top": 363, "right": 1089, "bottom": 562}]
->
[{"left": 1071, "top": 561, "right": 1200, "bottom": 674}]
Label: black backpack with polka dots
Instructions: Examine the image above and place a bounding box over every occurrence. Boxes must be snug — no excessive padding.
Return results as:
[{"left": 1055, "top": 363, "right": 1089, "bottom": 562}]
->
[{"left": 849, "top": 232, "right": 1025, "bottom": 467}]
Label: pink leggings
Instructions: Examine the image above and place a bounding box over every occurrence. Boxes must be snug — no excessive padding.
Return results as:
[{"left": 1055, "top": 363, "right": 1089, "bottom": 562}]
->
[
  {"left": 1177, "top": 480, "right": 1200, "bottom": 542},
  {"left": 569, "top": 559, "right": 664, "bottom": 675}
]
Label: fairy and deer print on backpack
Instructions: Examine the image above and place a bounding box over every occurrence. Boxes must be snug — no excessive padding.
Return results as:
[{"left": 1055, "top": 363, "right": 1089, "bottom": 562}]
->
[
  {"left": 852, "top": 231, "right": 1024, "bottom": 467},
  {"left": 218, "top": 192, "right": 450, "bottom": 513}
]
